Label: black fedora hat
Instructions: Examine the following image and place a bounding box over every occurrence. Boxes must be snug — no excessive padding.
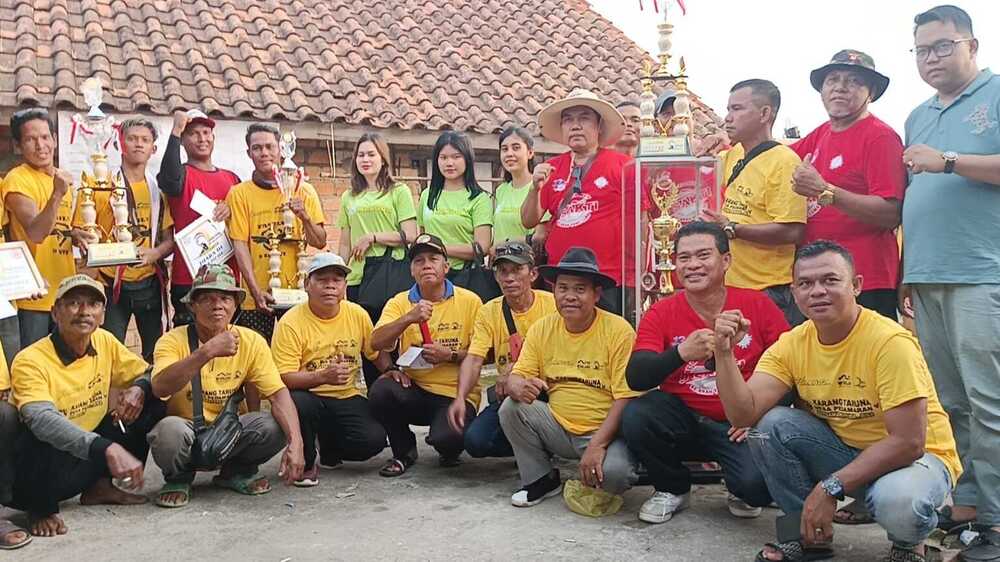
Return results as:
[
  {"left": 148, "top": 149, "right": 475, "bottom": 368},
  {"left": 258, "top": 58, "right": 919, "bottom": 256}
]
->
[
  {"left": 810, "top": 49, "right": 890, "bottom": 102},
  {"left": 539, "top": 247, "right": 616, "bottom": 289}
]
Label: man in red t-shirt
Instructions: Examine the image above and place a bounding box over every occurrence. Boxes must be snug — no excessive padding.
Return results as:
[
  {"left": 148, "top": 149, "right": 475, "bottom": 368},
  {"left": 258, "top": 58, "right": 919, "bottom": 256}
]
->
[
  {"left": 621, "top": 221, "right": 789, "bottom": 525},
  {"left": 521, "top": 89, "right": 631, "bottom": 316},
  {"left": 791, "top": 50, "right": 906, "bottom": 319},
  {"left": 156, "top": 110, "right": 241, "bottom": 326}
]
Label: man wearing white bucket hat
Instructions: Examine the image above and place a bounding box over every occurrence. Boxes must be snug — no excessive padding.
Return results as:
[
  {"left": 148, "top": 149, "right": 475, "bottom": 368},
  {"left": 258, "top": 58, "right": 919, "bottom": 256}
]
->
[{"left": 521, "top": 89, "right": 632, "bottom": 316}]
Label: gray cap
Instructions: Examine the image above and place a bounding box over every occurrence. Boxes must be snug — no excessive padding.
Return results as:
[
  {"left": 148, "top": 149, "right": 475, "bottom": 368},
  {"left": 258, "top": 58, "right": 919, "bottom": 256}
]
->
[
  {"left": 306, "top": 252, "right": 352, "bottom": 277},
  {"left": 655, "top": 89, "right": 678, "bottom": 116}
]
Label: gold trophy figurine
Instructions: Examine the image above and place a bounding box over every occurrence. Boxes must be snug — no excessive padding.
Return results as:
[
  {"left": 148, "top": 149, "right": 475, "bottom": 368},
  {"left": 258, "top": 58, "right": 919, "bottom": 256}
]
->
[{"left": 650, "top": 179, "right": 682, "bottom": 295}]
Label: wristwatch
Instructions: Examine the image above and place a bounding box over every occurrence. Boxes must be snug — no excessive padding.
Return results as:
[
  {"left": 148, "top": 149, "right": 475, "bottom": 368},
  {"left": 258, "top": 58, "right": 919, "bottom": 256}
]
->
[
  {"left": 817, "top": 187, "right": 835, "bottom": 207},
  {"left": 942, "top": 151, "right": 958, "bottom": 173},
  {"left": 820, "top": 474, "right": 845, "bottom": 501},
  {"left": 723, "top": 221, "right": 737, "bottom": 240}
]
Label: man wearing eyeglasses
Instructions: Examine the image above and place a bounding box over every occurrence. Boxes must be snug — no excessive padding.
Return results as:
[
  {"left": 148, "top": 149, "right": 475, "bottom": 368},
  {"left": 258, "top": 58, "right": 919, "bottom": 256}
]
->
[
  {"left": 789, "top": 50, "right": 906, "bottom": 321},
  {"left": 900, "top": 6, "right": 1000, "bottom": 560}
]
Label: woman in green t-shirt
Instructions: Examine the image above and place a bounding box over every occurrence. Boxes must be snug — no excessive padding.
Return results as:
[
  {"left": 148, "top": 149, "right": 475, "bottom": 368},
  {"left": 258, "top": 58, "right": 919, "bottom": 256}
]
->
[
  {"left": 493, "top": 127, "right": 548, "bottom": 251},
  {"left": 339, "top": 133, "right": 418, "bottom": 305},
  {"left": 418, "top": 132, "right": 493, "bottom": 271}
]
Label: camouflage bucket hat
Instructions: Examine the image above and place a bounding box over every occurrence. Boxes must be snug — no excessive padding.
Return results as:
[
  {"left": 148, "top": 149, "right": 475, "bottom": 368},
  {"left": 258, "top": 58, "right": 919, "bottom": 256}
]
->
[
  {"left": 809, "top": 49, "right": 890, "bottom": 102},
  {"left": 181, "top": 264, "right": 246, "bottom": 304}
]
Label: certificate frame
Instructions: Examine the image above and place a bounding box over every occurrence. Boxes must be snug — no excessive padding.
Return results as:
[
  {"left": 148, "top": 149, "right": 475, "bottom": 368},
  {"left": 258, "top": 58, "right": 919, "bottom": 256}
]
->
[
  {"left": 0, "top": 241, "right": 48, "bottom": 300},
  {"left": 174, "top": 215, "right": 235, "bottom": 278}
]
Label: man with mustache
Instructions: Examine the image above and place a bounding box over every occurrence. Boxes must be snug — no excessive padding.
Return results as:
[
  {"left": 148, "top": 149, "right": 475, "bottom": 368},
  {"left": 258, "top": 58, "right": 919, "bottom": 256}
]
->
[
  {"left": 226, "top": 123, "right": 326, "bottom": 341},
  {"left": 790, "top": 50, "right": 905, "bottom": 321},
  {"left": 622, "top": 221, "right": 788, "bottom": 525},
  {"left": 8, "top": 275, "right": 165, "bottom": 538},
  {"left": 2, "top": 108, "right": 79, "bottom": 346},
  {"left": 271, "top": 253, "right": 390, "bottom": 486}
]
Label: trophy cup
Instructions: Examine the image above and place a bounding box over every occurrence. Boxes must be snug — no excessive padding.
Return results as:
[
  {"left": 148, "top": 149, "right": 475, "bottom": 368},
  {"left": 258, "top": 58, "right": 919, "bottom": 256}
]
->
[
  {"left": 266, "top": 134, "right": 309, "bottom": 308},
  {"left": 649, "top": 180, "right": 682, "bottom": 295},
  {"left": 72, "top": 78, "right": 141, "bottom": 267}
]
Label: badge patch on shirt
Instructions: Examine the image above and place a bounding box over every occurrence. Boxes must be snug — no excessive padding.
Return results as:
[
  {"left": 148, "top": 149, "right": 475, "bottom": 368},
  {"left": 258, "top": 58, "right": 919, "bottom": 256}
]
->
[
  {"left": 594, "top": 177, "right": 609, "bottom": 189},
  {"left": 736, "top": 333, "right": 752, "bottom": 349},
  {"left": 553, "top": 179, "right": 567, "bottom": 193},
  {"left": 964, "top": 103, "right": 998, "bottom": 135},
  {"left": 829, "top": 155, "right": 843, "bottom": 170}
]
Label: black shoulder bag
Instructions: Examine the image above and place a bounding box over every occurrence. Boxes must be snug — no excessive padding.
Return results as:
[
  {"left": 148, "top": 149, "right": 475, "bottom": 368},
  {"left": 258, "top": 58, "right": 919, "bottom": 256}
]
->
[
  {"left": 725, "top": 140, "right": 781, "bottom": 187},
  {"left": 448, "top": 242, "right": 501, "bottom": 303},
  {"left": 186, "top": 324, "right": 244, "bottom": 470},
  {"left": 356, "top": 227, "right": 414, "bottom": 322}
]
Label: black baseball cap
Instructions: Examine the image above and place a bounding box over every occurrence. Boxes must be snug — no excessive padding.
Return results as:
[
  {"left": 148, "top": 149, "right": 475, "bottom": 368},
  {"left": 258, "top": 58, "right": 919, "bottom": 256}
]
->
[{"left": 408, "top": 233, "right": 448, "bottom": 260}]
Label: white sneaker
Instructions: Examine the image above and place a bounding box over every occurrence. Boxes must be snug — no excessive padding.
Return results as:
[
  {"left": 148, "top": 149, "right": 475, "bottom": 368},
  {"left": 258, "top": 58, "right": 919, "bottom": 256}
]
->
[
  {"left": 727, "top": 493, "right": 763, "bottom": 518},
  {"left": 638, "top": 491, "right": 690, "bottom": 523}
]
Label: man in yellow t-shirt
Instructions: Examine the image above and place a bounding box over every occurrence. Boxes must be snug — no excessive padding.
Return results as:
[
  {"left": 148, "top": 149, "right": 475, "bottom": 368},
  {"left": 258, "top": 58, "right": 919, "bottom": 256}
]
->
[
  {"left": 9, "top": 275, "right": 165, "bottom": 537},
  {"left": 73, "top": 118, "right": 175, "bottom": 360},
  {"left": 370, "top": 234, "right": 482, "bottom": 476},
  {"left": 148, "top": 264, "right": 305, "bottom": 508},
  {"left": 271, "top": 253, "right": 392, "bottom": 487},
  {"left": 712, "top": 241, "right": 960, "bottom": 562},
  {"left": 2, "top": 108, "right": 79, "bottom": 347},
  {"left": 701, "top": 80, "right": 807, "bottom": 326},
  {"left": 226, "top": 123, "right": 327, "bottom": 342},
  {"left": 446, "top": 241, "right": 556, "bottom": 459},
  {"left": 500, "top": 247, "right": 640, "bottom": 509}
]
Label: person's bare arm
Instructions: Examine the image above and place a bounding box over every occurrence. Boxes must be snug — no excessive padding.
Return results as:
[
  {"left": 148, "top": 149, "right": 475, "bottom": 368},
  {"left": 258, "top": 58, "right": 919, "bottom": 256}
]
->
[
  {"left": 232, "top": 240, "right": 273, "bottom": 312},
  {"left": 579, "top": 398, "right": 629, "bottom": 488},
  {"left": 152, "top": 331, "right": 238, "bottom": 398},
  {"left": 904, "top": 144, "right": 1000, "bottom": 186},
  {"left": 371, "top": 301, "right": 429, "bottom": 351},
  {"left": 826, "top": 191, "right": 901, "bottom": 230},
  {"left": 339, "top": 226, "right": 353, "bottom": 261},
  {"left": 713, "top": 311, "right": 792, "bottom": 427},
  {"left": 732, "top": 222, "right": 805, "bottom": 246},
  {"left": 5, "top": 169, "right": 72, "bottom": 243},
  {"left": 521, "top": 163, "right": 553, "bottom": 229},
  {"left": 266, "top": 387, "right": 305, "bottom": 484},
  {"left": 455, "top": 354, "right": 486, "bottom": 402}
]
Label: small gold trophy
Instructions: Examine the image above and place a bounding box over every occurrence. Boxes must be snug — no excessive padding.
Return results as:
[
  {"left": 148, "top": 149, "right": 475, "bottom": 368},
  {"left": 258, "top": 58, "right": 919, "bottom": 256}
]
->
[
  {"left": 73, "top": 78, "right": 140, "bottom": 267},
  {"left": 650, "top": 179, "right": 682, "bottom": 295}
]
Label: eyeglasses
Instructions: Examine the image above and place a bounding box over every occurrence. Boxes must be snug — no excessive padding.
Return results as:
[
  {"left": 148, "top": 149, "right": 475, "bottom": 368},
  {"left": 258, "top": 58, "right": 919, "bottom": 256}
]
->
[{"left": 911, "top": 38, "right": 974, "bottom": 61}]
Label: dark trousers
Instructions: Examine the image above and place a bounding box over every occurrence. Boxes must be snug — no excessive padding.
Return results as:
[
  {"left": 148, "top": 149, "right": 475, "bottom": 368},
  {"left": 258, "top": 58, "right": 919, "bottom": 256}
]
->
[
  {"left": 859, "top": 288, "right": 898, "bottom": 320},
  {"left": 0, "top": 401, "right": 20, "bottom": 505},
  {"left": 622, "top": 390, "right": 772, "bottom": 506},
  {"left": 347, "top": 285, "right": 387, "bottom": 389},
  {"left": 764, "top": 284, "right": 806, "bottom": 327},
  {"left": 368, "top": 377, "right": 475, "bottom": 460},
  {"left": 17, "top": 309, "right": 53, "bottom": 348},
  {"left": 103, "top": 276, "right": 164, "bottom": 361},
  {"left": 0, "top": 315, "right": 20, "bottom": 368},
  {"left": 170, "top": 284, "right": 193, "bottom": 327},
  {"left": 464, "top": 400, "right": 514, "bottom": 458},
  {"left": 11, "top": 399, "right": 166, "bottom": 517},
  {"left": 290, "top": 391, "right": 386, "bottom": 469}
]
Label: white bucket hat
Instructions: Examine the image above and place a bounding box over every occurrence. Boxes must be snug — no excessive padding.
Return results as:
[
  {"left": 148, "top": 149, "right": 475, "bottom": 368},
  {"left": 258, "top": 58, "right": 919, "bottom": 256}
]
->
[{"left": 538, "top": 89, "right": 625, "bottom": 147}]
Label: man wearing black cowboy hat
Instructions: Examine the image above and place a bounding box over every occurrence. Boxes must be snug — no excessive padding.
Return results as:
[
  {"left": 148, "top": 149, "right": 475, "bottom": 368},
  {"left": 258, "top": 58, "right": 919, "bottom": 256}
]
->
[
  {"left": 790, "top": 49, "right": 906, "bottom": 321},
  {"left": 499, "top": 246, "right": 641, "bottom": 508}
]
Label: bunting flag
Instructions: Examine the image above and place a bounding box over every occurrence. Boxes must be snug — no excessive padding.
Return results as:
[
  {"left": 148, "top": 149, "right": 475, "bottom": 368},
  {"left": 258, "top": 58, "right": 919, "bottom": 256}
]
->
[{"left": 638, "top": 0, "right": 686, "bottom": 14}]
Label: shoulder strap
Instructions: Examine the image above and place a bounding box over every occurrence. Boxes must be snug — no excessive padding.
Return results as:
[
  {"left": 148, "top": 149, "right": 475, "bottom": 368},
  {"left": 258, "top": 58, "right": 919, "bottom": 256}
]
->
[
  {"left": 501, "top": 298, "right": 517, "bottom": 338},
  {"left": 186, "top": 324, "right": 206, "bottom": 431},
  {"left": 558, "top": 154, "right": 597, "bottom": 213},
  {"left": 726, "top": 141, "right": 781, "bottom": 187}
]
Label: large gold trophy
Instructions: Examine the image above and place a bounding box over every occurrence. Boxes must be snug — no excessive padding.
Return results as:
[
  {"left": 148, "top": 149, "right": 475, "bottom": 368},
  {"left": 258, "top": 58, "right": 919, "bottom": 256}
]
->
[
  {"left": 73, "top": 78, "right": 141, "bottom": 267},
  {"left": 649, "top": 179, "right": 682, "bottom": 295},
  {"left": 264, "top": 132, "right": 310, "bottom": 308}
]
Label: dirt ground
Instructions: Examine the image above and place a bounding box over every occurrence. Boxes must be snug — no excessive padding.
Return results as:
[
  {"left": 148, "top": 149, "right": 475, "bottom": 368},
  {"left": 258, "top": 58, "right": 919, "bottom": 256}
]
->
[{"left": 2, "top": 422, "right": 910, "bottom": 562}]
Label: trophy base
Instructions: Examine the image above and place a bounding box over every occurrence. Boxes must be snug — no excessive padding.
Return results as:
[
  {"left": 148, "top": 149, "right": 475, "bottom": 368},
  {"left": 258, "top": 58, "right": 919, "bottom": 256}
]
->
[
  {"left": 87, "top": 242, "right": 141, "bottom": 267},
  {"left": 271, "top": 288, "right": 307, "bottom": 309}
]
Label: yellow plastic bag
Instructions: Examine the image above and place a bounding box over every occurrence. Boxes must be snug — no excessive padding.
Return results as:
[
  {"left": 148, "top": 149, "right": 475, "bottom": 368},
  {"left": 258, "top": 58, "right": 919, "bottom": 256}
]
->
[{"left": 562, "top": 479, "right": 624, "bottom": 517}]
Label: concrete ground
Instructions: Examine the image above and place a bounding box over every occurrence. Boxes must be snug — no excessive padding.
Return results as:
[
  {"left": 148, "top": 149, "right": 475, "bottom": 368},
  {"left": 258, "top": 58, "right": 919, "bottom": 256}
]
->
[{"left": 2, "top": 424, "right": 912, "bottom": 562}]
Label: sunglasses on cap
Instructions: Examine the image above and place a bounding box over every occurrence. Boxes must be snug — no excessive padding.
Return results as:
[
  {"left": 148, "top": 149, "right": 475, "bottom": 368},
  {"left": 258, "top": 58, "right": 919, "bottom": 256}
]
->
[{"left": 495, "top": 245, "right": 531, "bottom": 258}]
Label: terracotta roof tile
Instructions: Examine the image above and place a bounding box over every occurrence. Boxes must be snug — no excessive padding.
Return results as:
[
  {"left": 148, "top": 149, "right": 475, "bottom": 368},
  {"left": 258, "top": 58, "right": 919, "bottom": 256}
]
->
[{"left": 1, "top": 0, "right": 722, "bottom": 135}]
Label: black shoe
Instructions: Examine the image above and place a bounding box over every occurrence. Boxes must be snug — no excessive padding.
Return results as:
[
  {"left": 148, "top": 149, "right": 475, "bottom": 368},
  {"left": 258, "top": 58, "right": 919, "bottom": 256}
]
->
[
  {"left": 962, "top": 528, "right": 1000, "bottom": 562},
  {"left": 439, "top": 454, "right": 461, "bottom": 468},
  {"left": 510, "top": 469, "right": 561, "bottom": 507}
]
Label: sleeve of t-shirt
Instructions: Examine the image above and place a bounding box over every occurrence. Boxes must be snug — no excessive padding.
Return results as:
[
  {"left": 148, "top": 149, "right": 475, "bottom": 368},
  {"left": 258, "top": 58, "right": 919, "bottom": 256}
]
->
[
  {"left": 245, "top": 332, "right": 286, "bottom": 399},
  {"left": 10, "top": 353, "right": 54, "bottom": 408},
  {"left": 337, "top": 192, "right": 351, "bottom": 229},
  {"left": 863, "top": 133, "right": 907, "bottom": 200},
  {"left": 225, "top": 188, "right": 250, "bottom": 241},
  {"left": 270, "top": 317, "right": 303, "bottom": 374},
  {"left": 754, "top": 293, "right": 791, "bottom": 348},
  {"left": 512, "top": 321, "right": 543, "bottom": 380},
  {"left": 789, "top": 133, "right": 816, "bottom": 161},
  {"left": 416, "top": 189, "right": 428, "bottom": 230},
  {"left": 876, "top": 334, "right": 934, "bottom": 411},
  {"left": 633, "top": 303, "right": 667, "bottom": 353},
  {"left": 394, "top": 184, "right": 418, "bottom": 223},
  {"left": 467, "top": 304, "right": 496, "bottom": 359},
  {"left": 374, "top": 294, "right": 407, "bottom": 351},
  {"left": 359, "top": 311, "right": 378, "bottom": 361},
  {"left": 151, "top": 331, "right": 184, "bottom": 398},
  {"left": 160, "top": 195, "right": 175, "bottom": 231},
  {"left": 470, "top": 192, "right": 493, "bottom": 228},
  {"left": 610, "top": 322, "right": 642, "bottom": 399},
  {"left": 304, "top": 186, "right": 325, "bottom": 225},
  {"left": 109, "top": 335, "right": 151, "bottom": 388},
  {"left": 753, "top": 332, "right": 795, "bottom": 389},
  {"left": 766, "top": 152, "right": 807, "bottom": 224}
]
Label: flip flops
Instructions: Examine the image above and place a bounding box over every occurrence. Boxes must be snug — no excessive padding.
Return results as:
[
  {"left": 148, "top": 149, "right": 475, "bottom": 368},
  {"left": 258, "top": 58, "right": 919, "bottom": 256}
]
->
[
  {"left": 154, "top": 482, "right": 192, "bottom": 508},
  {"left": 0, "top": 520, "right": 31, "bottom": 550},
  {"left": 212, "top": 474, "right": 272, "bottom": 496}
]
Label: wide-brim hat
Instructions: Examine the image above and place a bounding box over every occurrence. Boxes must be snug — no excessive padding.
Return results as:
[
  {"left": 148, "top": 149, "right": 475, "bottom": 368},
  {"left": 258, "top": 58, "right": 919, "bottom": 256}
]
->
[
  {"left": 181, "top": 264, "right": 246, "bottom": 304},
  {"left": 810, "top": 49, "right": 890, "bottom": 102},
  {"left": 538, "top": 246, "right": 616, "bottom": 289},
  {"left": 538, "top": 89, "right": 625, "bottom": 147}
]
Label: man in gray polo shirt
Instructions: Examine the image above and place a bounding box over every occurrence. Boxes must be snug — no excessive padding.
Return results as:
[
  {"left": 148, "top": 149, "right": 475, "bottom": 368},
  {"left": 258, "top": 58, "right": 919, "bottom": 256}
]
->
[{"left": 901, "top": 6, "right": 1000, "bottom": 560}]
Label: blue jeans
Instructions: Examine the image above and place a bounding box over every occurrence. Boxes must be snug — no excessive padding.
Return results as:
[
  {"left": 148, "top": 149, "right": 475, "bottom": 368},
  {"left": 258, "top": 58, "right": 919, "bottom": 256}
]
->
[
  {"left": 464, "top": 401, "right": 514, "bottom": 458},
  {"left": 749, "top": 407, "right": 952, "bottom": 548}
]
